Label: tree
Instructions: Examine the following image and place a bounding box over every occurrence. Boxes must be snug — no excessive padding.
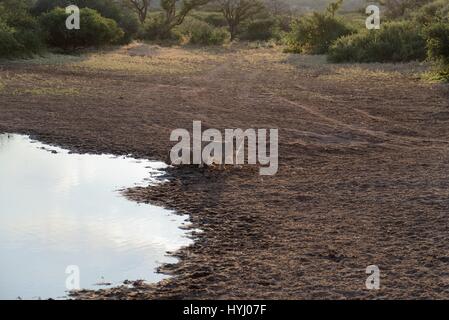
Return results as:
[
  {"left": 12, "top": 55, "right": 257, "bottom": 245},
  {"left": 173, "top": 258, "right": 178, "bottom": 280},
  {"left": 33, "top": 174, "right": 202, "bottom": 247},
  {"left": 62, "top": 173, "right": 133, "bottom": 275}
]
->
[
  {"left": 326, "top": 0, "right": 343, "bottom": 17},
  {"left": 379, "top": 0, "right": 432, "bottom": 18},
  {"left": 218, "top": 0, "right": 265, "bottom": 41},
  {"left": 0, "top": 0, "right": 33, "bottom": 24},
  {"left": 265, "top": 0, "right": 291, "bottom": 15},
  {"left": 126, "top": 0, "right": 150, "bottom": 24},
  {"left": 159, "top": 0, "right": 210, "bottom": 34},
  {"left": 0, "top": 0, "right": 44, "bottom": 58}
]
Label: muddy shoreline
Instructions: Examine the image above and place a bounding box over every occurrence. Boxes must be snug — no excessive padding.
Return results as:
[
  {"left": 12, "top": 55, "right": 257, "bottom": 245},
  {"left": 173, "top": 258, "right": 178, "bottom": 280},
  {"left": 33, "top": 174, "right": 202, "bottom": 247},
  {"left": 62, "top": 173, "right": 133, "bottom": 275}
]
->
[{"left": 2, "top": 45, "right": 449, "bottom": 299}]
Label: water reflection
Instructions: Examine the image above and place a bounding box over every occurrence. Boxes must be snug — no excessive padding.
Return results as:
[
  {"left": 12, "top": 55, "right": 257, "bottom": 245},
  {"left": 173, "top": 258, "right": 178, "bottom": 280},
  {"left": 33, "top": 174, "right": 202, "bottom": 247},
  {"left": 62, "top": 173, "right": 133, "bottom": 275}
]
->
[{"left": 0, "top": 134, "right": 191, "bottom": 299}]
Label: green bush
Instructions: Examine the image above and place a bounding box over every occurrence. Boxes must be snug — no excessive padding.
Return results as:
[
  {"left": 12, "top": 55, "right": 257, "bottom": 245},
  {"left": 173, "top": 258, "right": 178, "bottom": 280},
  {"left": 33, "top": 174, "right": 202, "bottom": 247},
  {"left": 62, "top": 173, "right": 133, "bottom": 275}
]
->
[
  {"left": 425, "top": 22, "right": 449, "bottom": 80},
  {"left": 0, "top": 20, "right": 22, "bottom": 58},
  {"left": 284, "top": 12, "right": 353, "bottom": 54},
  {"left": 13, "top": 28, "right": 44, "bottom": 54},
  {"left": 277, "top": 15, "right": 293, "bottom": 33},
  {"left": 140, "top": 13, "right": 181, "bottom": 41},
  {"left": 0, "top": 1, "right": 44, "bottom": 58},
  {"left": 328, "top": 21, "right": 427, "bottom": 63},
  {"left": 176, "top": 17, "right": 228, "bottom": 45},
  {"left": 411, "top": 0, "right": 449, "bottom": 25},
  {"left": 192, "top": 11, "right": 228, "bottom": 28},
  {"left": 117, "top": 11, "right": 140, "bottom": 43},
  {"left": 40, "top": 7, "right": 124, "bottom": 50},
  {"left": 426, "top": 23, "right": 449, "bottom": 63},
  {"left": 33, "top": 0, "right": 139, "bottom": 42},
  {"left": 140, "top": 14, "right": 164, "bottom": 40},
  {"left": 190, "top": 26, "right": 228, "bottom": 45},
  {"left": 240, "top": 18, "right": 279, "bottom": 41}
]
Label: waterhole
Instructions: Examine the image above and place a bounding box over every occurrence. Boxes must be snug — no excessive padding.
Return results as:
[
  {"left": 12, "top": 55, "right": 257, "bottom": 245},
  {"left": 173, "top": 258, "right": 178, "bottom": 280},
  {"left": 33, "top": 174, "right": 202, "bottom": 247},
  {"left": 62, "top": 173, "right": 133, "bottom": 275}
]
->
[{"left": 0, "top": 133, "right": 191, "bottom": 299}]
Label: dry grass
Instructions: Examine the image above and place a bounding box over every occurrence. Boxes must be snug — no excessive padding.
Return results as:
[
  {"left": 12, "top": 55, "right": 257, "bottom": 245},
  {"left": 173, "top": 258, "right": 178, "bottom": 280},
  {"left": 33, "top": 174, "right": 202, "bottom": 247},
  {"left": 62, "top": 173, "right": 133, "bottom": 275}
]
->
[
  {"left": 2, "top": 43, "right": 226, "bottom": 76},
  {"left": 72, "top": 45, "right": 225, "bottom": 75},
  {"left": 0, "top": 72, "right": 82, "bottom": 96},
  {"left": 12, "top": 87, "right": 80, "bottom": 96},
  {"left": 1, "top": 44, "right": 433, "bottom": 97},
  {"left": 283, "top": 54, "right": 429, "bottom": 81},
  {"left": 7, "top": 53, "right": 84, "bottom": 65},
  {"left": 318, "top": 66, "right": 403, "bottom": 82}
]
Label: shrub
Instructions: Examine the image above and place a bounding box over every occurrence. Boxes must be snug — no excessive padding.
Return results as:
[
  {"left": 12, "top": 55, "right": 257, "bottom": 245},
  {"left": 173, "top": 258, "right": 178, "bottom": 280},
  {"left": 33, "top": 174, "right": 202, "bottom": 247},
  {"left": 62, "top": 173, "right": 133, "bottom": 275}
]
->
[
  {"left": 425, "top": 22, "right": 449, "bottom": 81},
  {"left": 284, "top": 12, "right": 353, "bottom": 54},
  {"left": 0, "top": 20, "right": 22, "bottom": 58},
  {"left": 384, "top": 0, "right": 432, "bottom": 18},
  {"left": 140, "top": 14, "right": 165, "bottom": 40},
  {"left": 240, "top": 18, "right": 279, "bottom": 41},
  {"left": 190, "top": 26, "right": 228, "bottom": 45},
  {"left": 40, "top": 7, "right": 124, "bottom": 50},
  {"left": 426, "top": 23, "right": 449, "bottom": 63},
  {"left": 33, "top": 0, "right": 139, "bottom": 42},
  {"left": 328, "top": 21, "right": 427, "bottom": 63},
  {"left": 12, "top": 28, "right": 45, "bottom": 55},
  {"left": 117, "top": 11, "right": 140, "bottom": 43},
  {"left": 192, "top": 12, "right": 228, "bottom": 28},
  {"left": 277, "top": 15, "right": 293, "bottom": 33},
  {"left": 140, "top": 13, "right": 181, "bottom": 41},
  {"left": 0, "top": 1, "right": 44, "bottom": 58},
  {"left": 0, "top": 30, "right": 44, "bottom": 58},
  {"left": 410, "top": 0, "right": 449, "bottom": 25},
  {"left": 177, "top": 17, "right": 228, "bottom": 45}
]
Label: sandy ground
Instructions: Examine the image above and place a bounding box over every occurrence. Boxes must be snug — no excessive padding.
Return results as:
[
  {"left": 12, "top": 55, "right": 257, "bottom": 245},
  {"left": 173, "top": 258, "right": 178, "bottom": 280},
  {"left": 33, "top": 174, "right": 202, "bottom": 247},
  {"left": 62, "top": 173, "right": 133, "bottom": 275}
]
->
[{"left": 1, "top": 43, "right": 449, "bottom": 299}]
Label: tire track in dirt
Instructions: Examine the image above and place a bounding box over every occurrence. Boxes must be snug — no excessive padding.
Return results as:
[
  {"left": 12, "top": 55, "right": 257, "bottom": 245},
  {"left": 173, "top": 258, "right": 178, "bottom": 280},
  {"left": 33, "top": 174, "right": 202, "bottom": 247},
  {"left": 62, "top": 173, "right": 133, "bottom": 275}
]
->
[{"left": 273, "top": 94, "right": 449, "bottom": 149}]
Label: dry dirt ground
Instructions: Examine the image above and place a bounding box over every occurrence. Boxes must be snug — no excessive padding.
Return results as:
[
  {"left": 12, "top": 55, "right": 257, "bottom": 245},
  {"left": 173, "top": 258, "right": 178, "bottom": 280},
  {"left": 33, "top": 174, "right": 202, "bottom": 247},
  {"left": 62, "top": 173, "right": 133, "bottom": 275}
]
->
[{"left": 1, "top": 43, "right": 449, "bottom": 299}]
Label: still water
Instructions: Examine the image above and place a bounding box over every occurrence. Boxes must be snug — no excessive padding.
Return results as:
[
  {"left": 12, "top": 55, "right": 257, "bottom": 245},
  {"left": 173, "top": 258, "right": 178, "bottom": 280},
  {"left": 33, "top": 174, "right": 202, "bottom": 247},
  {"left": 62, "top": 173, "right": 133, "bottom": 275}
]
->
[{"left": 0, "top": 134, "right": 191, "bottom": 299}]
